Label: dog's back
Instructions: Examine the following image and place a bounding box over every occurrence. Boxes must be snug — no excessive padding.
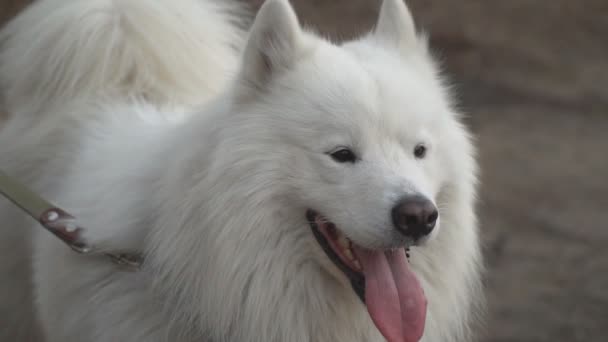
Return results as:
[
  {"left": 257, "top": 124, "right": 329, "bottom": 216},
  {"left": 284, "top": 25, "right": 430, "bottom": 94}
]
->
[{"left": 0, "top": 1, "right": 244, "bottom": 340}]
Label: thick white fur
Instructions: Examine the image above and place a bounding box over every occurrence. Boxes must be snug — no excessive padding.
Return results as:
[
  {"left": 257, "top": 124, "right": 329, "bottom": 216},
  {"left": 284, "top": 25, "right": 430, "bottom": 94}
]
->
[
  {"left": 0, "top": 0, "right": 483, "bottom": 341},
  {"left": 0, "top": 0, "right": 244, "bottom": 114}
]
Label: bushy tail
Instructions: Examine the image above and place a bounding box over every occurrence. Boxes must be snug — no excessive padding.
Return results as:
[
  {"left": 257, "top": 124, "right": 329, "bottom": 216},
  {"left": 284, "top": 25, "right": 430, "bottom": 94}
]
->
[{"left": 0, "top": 0, "right": 245, "bottom": 113}]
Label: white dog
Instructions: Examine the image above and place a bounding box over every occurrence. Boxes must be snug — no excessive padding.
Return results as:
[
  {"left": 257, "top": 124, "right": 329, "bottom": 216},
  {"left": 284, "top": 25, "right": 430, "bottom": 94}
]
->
[{"left": 0, "top": 0, "right": 483, "bottom": 341}]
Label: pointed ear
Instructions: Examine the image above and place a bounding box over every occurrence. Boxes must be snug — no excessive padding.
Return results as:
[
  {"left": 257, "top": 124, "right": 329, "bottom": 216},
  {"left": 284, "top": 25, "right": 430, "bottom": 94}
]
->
[
  {"left": 239, "top": 0, "right": 302, "bottom": 89},
  {"left": 373, "top": 0, "right": 418, "bottom": 50}
]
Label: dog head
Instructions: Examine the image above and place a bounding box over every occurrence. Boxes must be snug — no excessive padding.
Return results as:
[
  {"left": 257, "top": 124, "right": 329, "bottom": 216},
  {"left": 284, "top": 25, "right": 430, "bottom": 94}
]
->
[{"left": 229, "top": 0, "right": 475, "bottom": 250}]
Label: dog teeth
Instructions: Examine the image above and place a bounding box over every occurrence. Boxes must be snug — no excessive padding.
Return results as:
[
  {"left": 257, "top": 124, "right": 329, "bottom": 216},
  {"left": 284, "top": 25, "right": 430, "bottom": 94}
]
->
[
  {"left": 326, "top": 226, "right": 361, "bottom": 270},
  {"left": 344, "top": 248, "right": 354, "bottom": 261},
  {"left": 343, "top": 245, "right": 362, "bottom": 271},
  {"left": 338, "top": 235, "right": 349, "bottom": 249}
]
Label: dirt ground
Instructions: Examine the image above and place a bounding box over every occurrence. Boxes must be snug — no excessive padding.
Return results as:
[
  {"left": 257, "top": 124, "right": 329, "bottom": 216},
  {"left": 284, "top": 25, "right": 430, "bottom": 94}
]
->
[{"left": 2, "top": 1, "right": 607, "bottom": 341}]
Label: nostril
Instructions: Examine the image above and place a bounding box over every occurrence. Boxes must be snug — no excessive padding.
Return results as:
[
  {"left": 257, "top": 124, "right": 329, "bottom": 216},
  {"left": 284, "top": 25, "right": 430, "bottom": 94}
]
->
[{"left": 427, "top": 210, "right": 438, "bottom": 225}]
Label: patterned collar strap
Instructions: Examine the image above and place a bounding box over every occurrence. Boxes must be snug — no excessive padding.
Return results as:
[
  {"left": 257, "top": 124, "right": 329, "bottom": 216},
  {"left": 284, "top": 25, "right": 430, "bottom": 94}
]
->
[{"left": 0, "top": 169, "right": 142, "bottom": 270}]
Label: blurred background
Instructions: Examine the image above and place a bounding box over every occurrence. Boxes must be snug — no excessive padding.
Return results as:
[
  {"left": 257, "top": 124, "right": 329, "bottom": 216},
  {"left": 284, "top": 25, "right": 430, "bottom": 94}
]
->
[{"left": 1, "top": 0, "right": 607, "bottom": 341}]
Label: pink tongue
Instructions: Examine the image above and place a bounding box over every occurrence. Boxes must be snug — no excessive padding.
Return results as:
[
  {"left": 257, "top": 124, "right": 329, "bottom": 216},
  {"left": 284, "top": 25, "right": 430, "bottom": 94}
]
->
[{"left": 354, "top": 247, "right": 427, "bottom": 342}]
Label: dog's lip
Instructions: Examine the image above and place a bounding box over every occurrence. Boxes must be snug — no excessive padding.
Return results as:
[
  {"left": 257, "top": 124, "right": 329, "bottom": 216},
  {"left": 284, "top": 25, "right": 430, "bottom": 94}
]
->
[
  {"left": 307, "top": 209, "right": 366, "bottom": 302},
  {"left": 309, "top": 211, "right": 363, "bottom": 273}
]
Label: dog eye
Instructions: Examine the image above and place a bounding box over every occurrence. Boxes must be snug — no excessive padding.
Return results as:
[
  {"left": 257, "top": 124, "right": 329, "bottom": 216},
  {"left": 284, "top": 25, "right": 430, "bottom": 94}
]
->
[
  {"left": 413, "top": 144, "right": 427, "bottom": 159},
  {"left": 329, "top": 148, "right": 357, "bottom": 163}
]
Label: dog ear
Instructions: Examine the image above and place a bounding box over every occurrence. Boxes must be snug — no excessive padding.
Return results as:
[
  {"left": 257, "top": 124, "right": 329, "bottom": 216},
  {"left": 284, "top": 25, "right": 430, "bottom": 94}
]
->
[
  {"left": 373, "top": 0, "right": 418, "bottom": 51},
  {"left": 239, "top": 0, "right": 302, "bottom": 90}
]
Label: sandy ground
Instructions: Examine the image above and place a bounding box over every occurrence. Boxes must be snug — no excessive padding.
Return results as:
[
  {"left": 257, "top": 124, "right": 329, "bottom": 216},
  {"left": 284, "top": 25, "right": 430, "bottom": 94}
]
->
[{"left": 2, "top": 1, "right": 607, "bottom": 341}]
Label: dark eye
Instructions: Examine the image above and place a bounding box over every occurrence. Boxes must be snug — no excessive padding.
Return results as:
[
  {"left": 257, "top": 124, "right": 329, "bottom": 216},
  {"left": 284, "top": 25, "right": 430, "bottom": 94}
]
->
[
  {"left": 413, "top": 144, "right": 427, "bottom": 159},
  {"left": 329, "top": 148, "right": 357, "bottom": 163}
]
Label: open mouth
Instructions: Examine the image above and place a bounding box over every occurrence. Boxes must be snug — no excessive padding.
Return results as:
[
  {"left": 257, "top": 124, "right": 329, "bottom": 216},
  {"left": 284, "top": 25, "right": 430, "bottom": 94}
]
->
[
  {"left": 307, "top": 210, "right": 367, "bottom": 301},
  {"left": 307, "top": 209, "right": 427, "bottom": 342},
  {"left": 307, "top": 209, "right": 412, "bottom": 302}
]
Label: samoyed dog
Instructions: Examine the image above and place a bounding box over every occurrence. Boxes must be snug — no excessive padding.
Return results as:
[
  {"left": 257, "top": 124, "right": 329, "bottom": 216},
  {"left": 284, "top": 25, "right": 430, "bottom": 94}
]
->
[{"left": 0, "top": 0, "right": 483, "bottom": 341}]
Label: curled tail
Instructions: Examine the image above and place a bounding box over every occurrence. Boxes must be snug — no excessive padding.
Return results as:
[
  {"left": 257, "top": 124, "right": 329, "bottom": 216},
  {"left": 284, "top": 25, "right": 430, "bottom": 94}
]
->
[{"left": 0, "top": 0, "right": 245, "bottom": 113}]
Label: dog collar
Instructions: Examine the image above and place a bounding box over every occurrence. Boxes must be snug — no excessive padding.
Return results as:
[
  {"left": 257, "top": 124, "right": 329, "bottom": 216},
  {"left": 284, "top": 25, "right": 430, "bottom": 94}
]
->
[{"left": 0, "top": 169, "right": 143, "bottom": 270}]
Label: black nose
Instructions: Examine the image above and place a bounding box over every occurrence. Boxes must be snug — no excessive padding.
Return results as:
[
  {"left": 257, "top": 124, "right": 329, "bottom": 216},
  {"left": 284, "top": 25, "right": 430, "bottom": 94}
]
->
[{"left": 391, "top": 194, "right": 438, "bottom": 240}]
